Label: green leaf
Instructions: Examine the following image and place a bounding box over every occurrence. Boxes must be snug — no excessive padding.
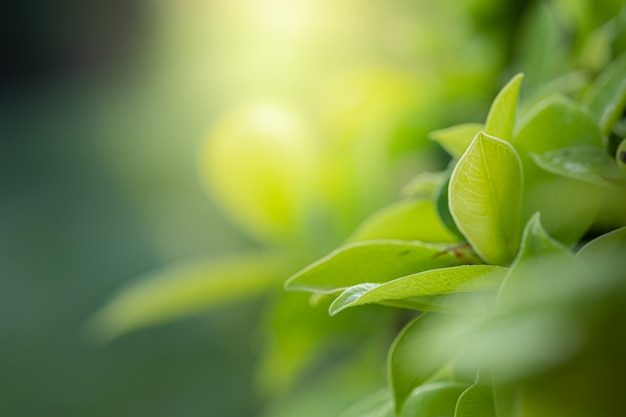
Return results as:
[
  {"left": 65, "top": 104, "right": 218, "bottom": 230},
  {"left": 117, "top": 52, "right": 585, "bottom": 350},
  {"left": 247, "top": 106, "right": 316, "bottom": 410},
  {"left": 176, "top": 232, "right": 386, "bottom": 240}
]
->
[
  {"left": 618, "top": 139, "right": 626, "bottom": 176},
  {"left": 347, "top": 199, "right": 458, "bottom": 243},
  {"left": 451, "top": 215, "right": 589, "bottom": 381},
  {"left": 285, "top": 240, "right": 468, "bottom": 294},
  {"left": 576, "top": 226, "right": 626, "bottom": 263},
  {"left": 454, "top": 370, "right": 496, "bottom": 417},
  {"left": 86, "top": 252, "right": 289, "bottom": 343},
  {"left": 338, "top": 390, "right": 393, "bottom": 417},
  {"left": 530, "top": 145, "right": 626, "bottom": 189},
  {"left": 514, "top": 95, "right": 604, "bottom": 178},
  {"left": 436, "top": 173, "right": 465, "bottom": 241},
  {"left": 329, "top": 265, "right": 507, "bottom": 316},
  {"left": 513, "top": 96, "right": 605, "bottom": 244},
  {"left": 449, "top": 132, "right": 523, "bottom": 265},
  {"left": 199, "top": 103, "right": 317, "bottom": 245},
  {"left": 497, "top": 213, "right": 572, "bottom": 306},
  {"left": 484, "top": 74, "right": 524, "bottom": 141},
  {"left": 393, "top": 382, "right": 468, "bottom": 417},
  {"left": 389, "top": 314, "right": 468, "bottom": 414},
  {"left": 583, "top": 52, "right": 626, "bottom": 135},
  {"left": 402, "top": 171, "right": 447, "bottom": 198},
  {"left": 430, "top": 123, "right": 484, "bottom": 158}
]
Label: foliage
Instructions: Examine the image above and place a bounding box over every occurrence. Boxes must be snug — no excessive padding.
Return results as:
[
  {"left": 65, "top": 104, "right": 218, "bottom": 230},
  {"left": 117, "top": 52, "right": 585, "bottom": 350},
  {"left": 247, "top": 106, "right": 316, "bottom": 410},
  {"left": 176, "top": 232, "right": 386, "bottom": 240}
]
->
[{"left": 90, "top": 1, "right": 626, "bottom": 416}]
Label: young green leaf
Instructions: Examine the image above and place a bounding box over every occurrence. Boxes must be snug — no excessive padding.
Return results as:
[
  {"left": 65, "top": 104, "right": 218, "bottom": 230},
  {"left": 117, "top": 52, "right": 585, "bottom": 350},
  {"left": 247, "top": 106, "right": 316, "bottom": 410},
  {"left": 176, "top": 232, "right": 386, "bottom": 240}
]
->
[
  {"left": 329, "top": 265, "right": 507, "bottom": 316},
  {"left": 347, "top": 199, "right": 458, "bottom": 243},
  {"left": 454, "top": 370, "right": 496, "bottom": 417},
  {"left": 393, "top": 382, "right": 468, "bottom": 417},
  {"left": 285, "top": 240, "right": 466, "bottom": 294},
  {"left": 513, "top": 95, "right": 604, "bottom": 178},
  {"left": 617, "top": 139, "right": 626, "bottom": 177},
  {"left": 430, "top": 123, "right": 484, "bottom": 158},
  {"left": 582, "top": 52, "right": 626, "bottom": 135},
  {"left": 530, "top": 145, "right": 626, "bottom": 189},
  {"left": 484, "top": 73, "right": 524, "bottom": 141},
  {"left": 445, "top": 214, "right": 589, "bottom": 382},
  {"left": 449, "top": 132, "right": 523, "bottom": 265},
  {"left": 513, "top": 96, "right": 605, "bottom": 244},
  {"left": 576, "top": 226, "right": 626, "bottom": 263},
  {"left": 497, "top": 213, "right": 572, "bottom": 306},
  {"left": 86, "top": 252, "right": 289, "bottom": 343},
  {"left": 389, "top": 314, "right": 469, "bottom": 414}
]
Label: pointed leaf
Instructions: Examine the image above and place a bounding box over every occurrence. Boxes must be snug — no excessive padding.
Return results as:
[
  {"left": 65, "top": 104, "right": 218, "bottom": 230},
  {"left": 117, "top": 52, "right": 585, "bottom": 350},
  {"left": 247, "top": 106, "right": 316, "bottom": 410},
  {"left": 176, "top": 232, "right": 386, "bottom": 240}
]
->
[
  {"left": 484, "top": 74, "right": 524, "bottom": 141},
  {"left": 430, "top": 123, "right": 484, "bottom": 158},
  {"left": 576, "top": 226, "right": 626, "bottom": 264},
  {"left": 87, "top": 252, "right": 288, "bottom": 342},
  {"left": 389, "top": 314, "right": 468, "bottom": 413},
  {"left": 583, "top": 52, "right": 626, "bottom": 135},
  {"left": 285, "top": 240, "right": 467, "bottom": 294},
  {"left": 329, "top": 265, "right": 507, "bottom": 316},
  {"left": 454, "top": 369, "right": 496, "bottom": 417},
  {"left": 347, "top": 199, "right": 458, "bottom": 243},
  {"left": 530, "top": 145, "right": 626, "bottom": 189},
  {"left": 449, "top": 132, "right": 523, "bottom": 265}
]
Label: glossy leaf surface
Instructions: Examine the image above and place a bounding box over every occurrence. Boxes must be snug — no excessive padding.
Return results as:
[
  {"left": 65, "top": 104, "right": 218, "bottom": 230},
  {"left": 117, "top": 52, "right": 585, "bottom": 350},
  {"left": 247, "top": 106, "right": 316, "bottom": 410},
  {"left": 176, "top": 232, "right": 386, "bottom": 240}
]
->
[
  {"left": 285, "top": 240, "right": 464, "bottom": 294},
  {"left": 530, "top": 145, "right": 626, "bottom": 188},
  {"left": 329, "top": 265, "right": 506, "bottom": 316}
]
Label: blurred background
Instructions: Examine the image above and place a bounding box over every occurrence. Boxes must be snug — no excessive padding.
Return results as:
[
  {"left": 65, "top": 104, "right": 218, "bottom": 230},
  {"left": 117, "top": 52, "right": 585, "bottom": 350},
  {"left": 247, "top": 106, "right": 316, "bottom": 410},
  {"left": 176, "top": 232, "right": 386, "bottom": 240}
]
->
[{"left": 2, "top": 0, "right": 621, "bottom": 416}]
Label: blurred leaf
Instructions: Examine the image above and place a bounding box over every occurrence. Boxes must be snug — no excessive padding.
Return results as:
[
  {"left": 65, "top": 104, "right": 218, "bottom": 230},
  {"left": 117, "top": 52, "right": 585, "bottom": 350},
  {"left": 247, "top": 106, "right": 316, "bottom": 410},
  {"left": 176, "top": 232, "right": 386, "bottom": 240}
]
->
[
  {"left": 285, "top": 240, "right": 465, "bottom": 294},
  {"left": 497, "top": 213, "right": 572, "bottom": 306},
  {"left": 389, "top": 314, "right": 469, "bottom": 414},
  {"left": 618, "top": 138, "right": 626, "bottom": 176},
  {"left": 329, "top": 266, "right": 506, "bottom": 316},
  {"left": 452, "top": 215, "right": 588, "bottom": 381},
  {"left": 87, "top": 252, "right": 289, "bottom": 342},
  {"left": 199, "top": 103, "right": 317, "bottom": 245},
  {"left": 436, "top": 172, "right": 466, "bottom": 241},
  {"left": 576, "top": 226, "right": 626, "bottom": 262},
  {"left": 256, "top": 291, "right": 390, "bottom": 397},
  {"left": 402, "top": 171, "right": 447, "bottom": 198},
  {"left": 347, "top": 199, "right": 458, "bottom": 243},
  {"left": 430, "top": 123, "right": 484, "bottom": 159},
  {"left": 484, "top": 74, "right": 524, "bottom": 141},
  {"left": 394, "top": 382, "right": 468, "bottom": 417},
  {"left": 582, "top": 52, "right": 626, "bottom": 135},
  {"left": 454, "top": 369, "right": 496, "bottom": 417},
  {"left": 337, "top": 390, "right": 393, "bottom": 417},
  {"left": 530, "top": 145, "right": 626, "bottom": 188},
  {"left": 519, "top": 72, "right": 588, "bottom": 116},
  {"left": 449, "top": 132, "right": 523, "bottom": 265},
  {"left": 514, "top": 96, "right": 604, "bottom": 244},
  {"left": 514, "top": 96, "right": 604, "bottom": 176},
  {"left": 516, "top": 2, "right": 569, "bottom": 93}
]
